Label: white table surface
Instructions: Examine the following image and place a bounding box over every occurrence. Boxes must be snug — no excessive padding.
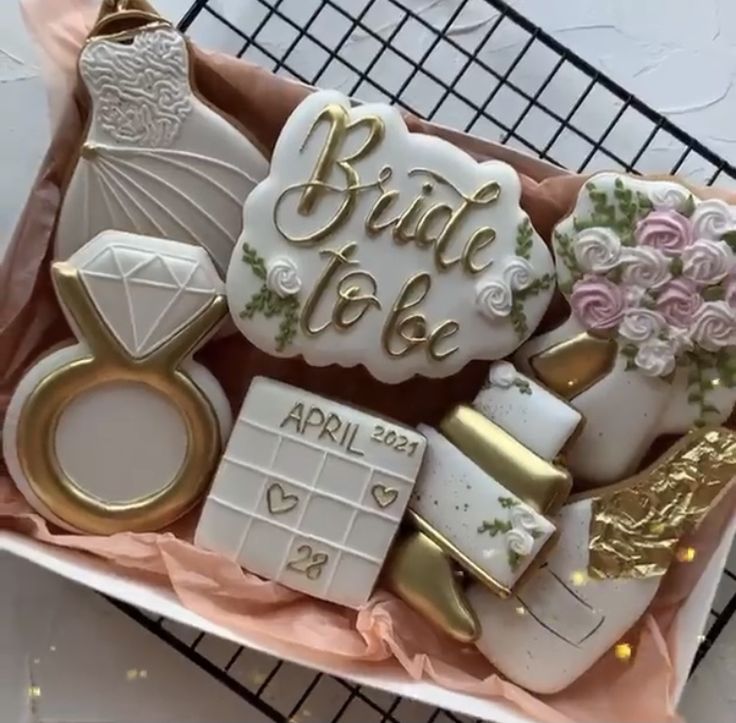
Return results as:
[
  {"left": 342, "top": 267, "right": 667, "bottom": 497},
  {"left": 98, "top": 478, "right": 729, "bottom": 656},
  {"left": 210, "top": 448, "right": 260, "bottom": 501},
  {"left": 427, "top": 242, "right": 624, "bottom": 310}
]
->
[{"left": 1, "top": 1, "right": 735, "bottom": 721}]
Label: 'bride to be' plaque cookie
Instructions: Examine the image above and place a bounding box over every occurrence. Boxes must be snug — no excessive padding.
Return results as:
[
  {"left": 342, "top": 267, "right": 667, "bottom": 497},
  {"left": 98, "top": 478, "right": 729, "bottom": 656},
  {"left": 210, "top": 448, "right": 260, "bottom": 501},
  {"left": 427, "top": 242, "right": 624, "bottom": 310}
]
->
[
  {"left": 3, "top": 231, "right": 231, "bottom": 534},
  {"left": 227, "top": 90, "right": 555, "bottom": 383}
]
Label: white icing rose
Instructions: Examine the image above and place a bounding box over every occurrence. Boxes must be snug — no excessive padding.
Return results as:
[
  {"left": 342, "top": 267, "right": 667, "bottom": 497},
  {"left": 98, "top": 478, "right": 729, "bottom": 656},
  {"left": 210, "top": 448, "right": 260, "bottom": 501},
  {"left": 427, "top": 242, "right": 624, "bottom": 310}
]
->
[
  {"left": 487, "top": 361, "right": 517, "bottom": 388},
  {"left": 681, "top": 240, "right": 733, "bottom": 285},
  {"left": 502, "top": 257, "right": 535, "bottom": 291},
  {"left": 476, "top": 278, "right": 513, "bottom": 319},
  {"left": 691, "top": 198, "right": 735, "bottom": 240},
  {"left": 618, "top": 308, "right": 666, "bottom": 343},
  {"left": 634, "top": 338, "right": 676, "bottom": 377},
  {"left": 689, "top": 301, "right": 736, "bottom": 352},
  {"left": 506, "top": 529, "right": 534, "bottom": 558},
  {"left": 650, "top": 186, "right": 690, "bottom": 211},
  {"left": 620, "top": 246, "right": 671, "bottom": 289},
  {"left": 668, "top": 326, "right": 694, "bottom": 355},
  {"left": 510, "top": 507, "right": 540, "bottom": 533},
  {"left": 573, "top": 227, "right": 622, "bottom": 273},
  {"left": 266, "top": 256, "right": 302, "bottom": 298}
]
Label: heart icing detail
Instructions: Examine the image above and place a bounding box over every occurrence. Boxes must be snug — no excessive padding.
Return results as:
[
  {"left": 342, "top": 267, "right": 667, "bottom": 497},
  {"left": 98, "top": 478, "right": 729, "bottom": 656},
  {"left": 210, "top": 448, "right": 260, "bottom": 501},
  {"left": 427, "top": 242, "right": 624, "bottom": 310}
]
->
[
  {"left": 267, "top": 483, "right": 299, "bottom": 515},
  {"left": 371, "top": 484, "right": 398, "bottom": 509}
]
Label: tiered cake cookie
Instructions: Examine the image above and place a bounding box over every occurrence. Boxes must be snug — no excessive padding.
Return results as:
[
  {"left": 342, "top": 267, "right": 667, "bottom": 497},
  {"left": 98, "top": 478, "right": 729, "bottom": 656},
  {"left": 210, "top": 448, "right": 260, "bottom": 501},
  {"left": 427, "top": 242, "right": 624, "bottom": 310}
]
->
[
  {"left": 226, "top": 90, "right": 556, "bottom": 383},
  {"left": 55, "top": 19, "right": 268, "bottom": 274},
  {"left": 195, "top": 377, "right": 427, "bottom": 608},
  {"left": 384, "top": 362, "right": 581, "bottom": 641},
  {"left": 3, "top": 231, "right": 231, "bottom": 534},
  {"left": 517, "top": 174, "right": 736, "bottom": 486},
  {"left": 469, "top": 427, "right": 736, "bottom": 693}
]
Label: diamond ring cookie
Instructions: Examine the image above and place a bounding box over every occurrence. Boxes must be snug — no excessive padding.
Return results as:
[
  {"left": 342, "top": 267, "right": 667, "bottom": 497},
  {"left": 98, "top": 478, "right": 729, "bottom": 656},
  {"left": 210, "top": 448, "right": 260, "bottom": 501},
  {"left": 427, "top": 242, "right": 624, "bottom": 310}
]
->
[
  {"left": 469, "top": 427, "right": 736, "bottom": 693},
  {"left": 55, "top": 15, "right": 269, "bottom": 274},
  {"left": 516, "top": 173, "right": 736, "bottom": 487},
  {"left": 2, "top": 231, "right": 231, "bottom": 534},
  {"left": 226, "top": 89, "right": 555, "bottom": 383},
  {"left": 195, "top": 377, "right": 426, "bottom": 608},
  {"left": 384, "top": 361, "right": 581, "bottom": 641}
]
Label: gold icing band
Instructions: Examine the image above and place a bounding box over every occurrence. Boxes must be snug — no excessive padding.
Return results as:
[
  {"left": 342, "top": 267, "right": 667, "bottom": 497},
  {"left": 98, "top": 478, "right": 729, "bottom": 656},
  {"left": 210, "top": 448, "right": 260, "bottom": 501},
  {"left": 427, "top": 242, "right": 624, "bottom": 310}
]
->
[
  {"left": 440, "top": 405, "right": 573, "bottom": 516},
  {"left": 529, "top": 332, "right": 617, "bottom": 400},
  {"left": 16, "top": 264, "right": 225, "bottom": 535},
  {"left": 588, "top": 427, "right": 736, "bottom": 580}
]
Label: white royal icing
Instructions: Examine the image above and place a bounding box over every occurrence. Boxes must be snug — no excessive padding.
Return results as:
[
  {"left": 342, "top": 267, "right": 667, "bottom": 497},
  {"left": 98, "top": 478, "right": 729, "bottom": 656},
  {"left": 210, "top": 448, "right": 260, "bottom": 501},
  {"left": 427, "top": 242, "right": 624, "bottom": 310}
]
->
[
  {"left": 573, "top": 227, "right": 621, "bottom": 273},
  {"left": 266, "top": 256, "right": 302, "bottom": 298},
  {"left": 620, "top": 246, "right": 671, "bottom": 289},
  {"left": 226, "top": 89, "right": 555, "bottom": 384},
  {"left": 195, "top": 377, "right": 427, "bottom": 608},
  {"left": 80, "top": 27, "right": 192, "bottom": 148},
  {"left": 55, "top": 27, "right": 269, "bottom": 276},
  {"left": 690, "top": 198, "right": 736, "bottom": 240}
]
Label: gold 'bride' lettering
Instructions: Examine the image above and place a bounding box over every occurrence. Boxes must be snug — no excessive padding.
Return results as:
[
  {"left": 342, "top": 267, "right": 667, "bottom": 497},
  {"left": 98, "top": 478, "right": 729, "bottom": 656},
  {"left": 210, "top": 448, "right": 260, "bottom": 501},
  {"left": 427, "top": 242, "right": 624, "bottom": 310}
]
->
[
  {"left": 300, "top": 242, "right": 382, "bottom": 336},
  {"left": 282, "top": 104, "right": 385, "bottom": 245},
  {"left": 381, "top": 274, "right": 460, "bottom": 361}
]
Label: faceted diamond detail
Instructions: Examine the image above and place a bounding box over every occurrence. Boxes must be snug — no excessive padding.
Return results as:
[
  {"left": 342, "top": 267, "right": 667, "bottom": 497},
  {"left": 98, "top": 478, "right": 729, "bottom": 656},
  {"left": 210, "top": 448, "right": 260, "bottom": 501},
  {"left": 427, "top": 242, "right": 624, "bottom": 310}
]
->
[{"left": 78, "top": 240, "right": 222, "bottom": 358}]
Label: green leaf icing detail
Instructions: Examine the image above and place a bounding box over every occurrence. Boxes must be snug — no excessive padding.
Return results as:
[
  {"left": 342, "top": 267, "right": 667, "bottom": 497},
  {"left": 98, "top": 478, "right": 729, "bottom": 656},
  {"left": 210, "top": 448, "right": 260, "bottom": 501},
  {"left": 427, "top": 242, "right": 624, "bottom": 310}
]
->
[{"left": 239, "top": 243, "right": 300, "bottom": 352}]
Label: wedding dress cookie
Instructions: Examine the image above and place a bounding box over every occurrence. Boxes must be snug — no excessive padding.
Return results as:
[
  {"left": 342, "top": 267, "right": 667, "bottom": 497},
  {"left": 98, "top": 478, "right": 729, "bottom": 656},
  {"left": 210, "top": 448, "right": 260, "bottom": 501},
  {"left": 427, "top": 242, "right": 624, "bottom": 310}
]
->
[
  {"left": 195, "top": 377, "right": 426, "bottom": 608},
  {"left": 384, "top": 362, "right": 580, "bottom": 641},
  {"left": 517, "top": 174, "right": 736, "bottom": 487},
  {"left": 55, "top": 22, "right": 269, "bottom": 274},
  {"left": 226, "top": 89, "right": 555, "bottom": 383},
  {"left": 469, "top": 427, "right": 736, "bottom": 693},
  {"left": 3, "top": 231, "right": 231, "bottom": 534}
]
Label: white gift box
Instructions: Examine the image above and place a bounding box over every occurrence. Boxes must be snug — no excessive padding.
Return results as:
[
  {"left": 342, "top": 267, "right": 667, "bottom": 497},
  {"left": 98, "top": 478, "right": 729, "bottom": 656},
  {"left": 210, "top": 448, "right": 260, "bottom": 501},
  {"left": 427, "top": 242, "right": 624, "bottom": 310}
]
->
[{"left": 2, "top": 76, "right": 733, "bottom": 717}]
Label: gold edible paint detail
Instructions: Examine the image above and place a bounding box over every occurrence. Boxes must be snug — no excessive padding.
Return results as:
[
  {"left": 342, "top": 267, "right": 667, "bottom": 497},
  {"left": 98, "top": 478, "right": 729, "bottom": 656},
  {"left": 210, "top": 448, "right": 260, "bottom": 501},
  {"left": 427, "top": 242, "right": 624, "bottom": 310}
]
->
[
  {"left": 286, "top": 545, "right": 329, "bottom": 580},
  {"left": 371, "top": 484, "right": 398, "bottom": 509},
  {"left": 383, "top": 530, "right": 480, "bottom": 643},
  {"left": 529, "top": 332, "right": 618, "bottom": 400},
  {"left": 90, "top": 0, "right": 168, "bottom": 40},
  {"left": 266, "top": 483, "right": 299, "bottom": 515},
  {"left": 440, "top": 406, "right": 573, "bottom": 516},
  {"left": 588, "top": 427, "right": 736, "bottom": 580},
  {"left": 15, "top": 263, "right": 225, "bottom": 535}
]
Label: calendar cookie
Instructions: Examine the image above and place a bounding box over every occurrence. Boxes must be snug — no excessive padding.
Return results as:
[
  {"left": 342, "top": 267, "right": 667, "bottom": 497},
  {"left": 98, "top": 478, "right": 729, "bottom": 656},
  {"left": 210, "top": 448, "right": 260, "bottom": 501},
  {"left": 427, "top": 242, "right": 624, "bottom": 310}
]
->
[{"left": 195, "top": 377, "right": 426, "bottom": 608}]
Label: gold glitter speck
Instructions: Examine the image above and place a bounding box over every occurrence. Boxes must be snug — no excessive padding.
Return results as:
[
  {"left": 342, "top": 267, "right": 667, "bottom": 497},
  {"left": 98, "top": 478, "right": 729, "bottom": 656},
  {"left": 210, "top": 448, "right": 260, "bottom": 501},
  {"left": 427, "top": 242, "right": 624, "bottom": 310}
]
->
[
  {"left": 570, "top": 570, "right": 588, "bottom": 587},
  {"left": 676, "top": 546, "right": 696, "bottom": 563},
  {"left": 28, "top": 686, "right": 41, "bottom": 699},
  {"left": 614, "top": 643, "right": 632, "bottom": 661}
]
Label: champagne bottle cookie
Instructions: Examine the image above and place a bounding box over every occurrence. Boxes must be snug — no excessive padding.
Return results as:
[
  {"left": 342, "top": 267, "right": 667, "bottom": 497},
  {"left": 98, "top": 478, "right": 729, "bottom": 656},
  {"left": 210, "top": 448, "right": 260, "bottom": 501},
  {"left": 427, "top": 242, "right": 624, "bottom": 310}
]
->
[{"left": 3, "top": 231, "right": 231, "bottom": 534}]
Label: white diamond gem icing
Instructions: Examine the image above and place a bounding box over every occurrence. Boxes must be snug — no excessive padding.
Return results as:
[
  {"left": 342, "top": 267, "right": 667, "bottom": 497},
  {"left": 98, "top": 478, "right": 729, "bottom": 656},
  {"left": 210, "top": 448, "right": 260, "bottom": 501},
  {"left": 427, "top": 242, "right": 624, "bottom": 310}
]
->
[{"left": 79, "top": 241, "right": 220, "bottom": 358}]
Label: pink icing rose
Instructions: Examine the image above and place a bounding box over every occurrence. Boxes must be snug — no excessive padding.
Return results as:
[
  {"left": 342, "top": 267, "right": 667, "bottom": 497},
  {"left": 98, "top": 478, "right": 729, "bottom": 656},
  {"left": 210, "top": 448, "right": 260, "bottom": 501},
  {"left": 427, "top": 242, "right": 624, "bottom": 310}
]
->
[
  {"left": 681, "top": 239, "right": 733, "bottom": 286},
  {"left": 570, "top": 276, "right": 625, "bottom": 331},
  {"left": 634, "top": 210, "right": 693, "bottom": 256},
  {"left": 656, "top": 278, "right": 703, "bottom": 327},
  {"left": 689, "top": 301, "right": 736, "bottom": 352}
]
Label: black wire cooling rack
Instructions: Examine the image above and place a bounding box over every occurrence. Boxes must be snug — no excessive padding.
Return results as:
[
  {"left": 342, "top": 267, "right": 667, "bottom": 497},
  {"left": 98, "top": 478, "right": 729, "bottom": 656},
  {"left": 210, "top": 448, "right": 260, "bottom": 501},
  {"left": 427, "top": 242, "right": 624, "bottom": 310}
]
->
[{"left": 111, "top": 0, "right": 736, "bottom": 720}]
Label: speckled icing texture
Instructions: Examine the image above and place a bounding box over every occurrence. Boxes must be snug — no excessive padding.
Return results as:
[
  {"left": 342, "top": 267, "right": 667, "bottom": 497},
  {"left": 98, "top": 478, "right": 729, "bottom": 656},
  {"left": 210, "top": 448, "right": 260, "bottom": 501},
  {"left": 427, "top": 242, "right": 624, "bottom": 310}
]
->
[
  {"left": 195, "top": 377, "right": 426, "bottom": 608},
  {"left": 473, "top": 361, "right": 582, "bottom": 460},
  {"left": 410, "top": 426, "right": 555, "bottom": 589}
]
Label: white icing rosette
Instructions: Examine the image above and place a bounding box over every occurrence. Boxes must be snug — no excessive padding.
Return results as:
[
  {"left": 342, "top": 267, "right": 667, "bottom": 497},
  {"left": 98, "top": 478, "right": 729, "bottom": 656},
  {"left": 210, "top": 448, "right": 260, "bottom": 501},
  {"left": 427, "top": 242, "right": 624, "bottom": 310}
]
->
[
  {"left": 573, "top": 227, "right": 622, "bottom": 273},
  {"left": 689, "top": 301, "right": 736, "bottom": 352},
  {"left": 649, "top": 186, "right": 690, "bottom": 211},
  {"left": 681, "top": 240, "right": 733, "bottom": 286},
  {"left": 619, "top": 308, "right": 666, "bottom": 344},
  {"left": 634, "top": 338, "right": 677, "bottom": 377},
  {"left": 266, "top": 256, "right": 302, "bottom": 298},
  {"left": 620, "top": 246, "right": 671, "bottom": 289},
  {"left": 691, "top": 199, "right": 736, "bottom": 241},
  {"left": 476, "top": 278, "right": 513, "bottom": 319},
  {"left": 505, "top": 507, "right": 542, "bottom": 560},
  {"left": 487, "top": 361, "right": 517, "bottom": 388},
  {"left": 502, "top": 257, "right": 535, "bottom": 291}
]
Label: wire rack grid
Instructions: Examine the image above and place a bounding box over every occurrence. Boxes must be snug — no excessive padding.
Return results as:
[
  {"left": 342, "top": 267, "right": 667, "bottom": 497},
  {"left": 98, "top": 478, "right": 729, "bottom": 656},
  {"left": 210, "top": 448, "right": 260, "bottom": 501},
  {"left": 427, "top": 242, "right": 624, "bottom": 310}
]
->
[{"left": 113, "top": 1, "right": 736, "bottom": 721}]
